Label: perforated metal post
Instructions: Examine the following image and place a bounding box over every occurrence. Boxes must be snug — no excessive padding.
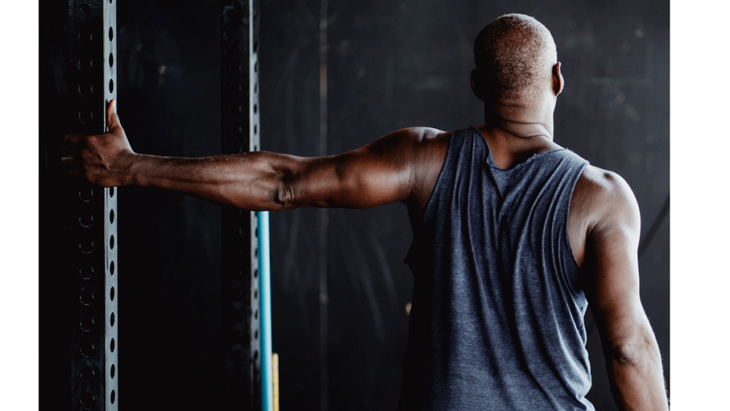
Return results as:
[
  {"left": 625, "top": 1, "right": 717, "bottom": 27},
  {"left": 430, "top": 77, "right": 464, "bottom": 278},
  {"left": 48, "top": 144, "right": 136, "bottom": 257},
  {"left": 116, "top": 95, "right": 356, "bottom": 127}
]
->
[
  {"left": 67, "top": 0, "right": 119, "bottom": 410},
  {"left": 221, "top": 0, "right": 261, "bottom": 409}
]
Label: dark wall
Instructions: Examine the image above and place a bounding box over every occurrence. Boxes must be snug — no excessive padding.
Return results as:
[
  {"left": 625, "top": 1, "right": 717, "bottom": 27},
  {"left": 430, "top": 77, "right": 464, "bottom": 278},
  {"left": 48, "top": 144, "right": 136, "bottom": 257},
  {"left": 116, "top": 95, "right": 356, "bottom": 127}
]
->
[{"left": 40, "top": 0, "right": 669, "bottom": 410}]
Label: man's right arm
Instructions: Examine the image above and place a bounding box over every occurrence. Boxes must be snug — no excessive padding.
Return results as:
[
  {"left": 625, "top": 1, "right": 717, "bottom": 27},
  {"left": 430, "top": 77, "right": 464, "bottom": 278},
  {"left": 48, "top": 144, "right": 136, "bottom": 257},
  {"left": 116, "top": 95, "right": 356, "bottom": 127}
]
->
[{"left": 580, "top": 168, "right": 668, "bottom": 410}]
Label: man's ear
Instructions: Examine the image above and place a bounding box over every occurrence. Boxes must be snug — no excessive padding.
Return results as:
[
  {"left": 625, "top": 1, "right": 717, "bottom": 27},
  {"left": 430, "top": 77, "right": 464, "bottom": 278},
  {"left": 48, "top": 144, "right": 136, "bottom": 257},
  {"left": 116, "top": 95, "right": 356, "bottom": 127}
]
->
[
  {"left": 471, "top": 69, "right": 486, "bottom": 101},
  {"left": 552, "top": 62, "right": 564, "bottom": 96}
]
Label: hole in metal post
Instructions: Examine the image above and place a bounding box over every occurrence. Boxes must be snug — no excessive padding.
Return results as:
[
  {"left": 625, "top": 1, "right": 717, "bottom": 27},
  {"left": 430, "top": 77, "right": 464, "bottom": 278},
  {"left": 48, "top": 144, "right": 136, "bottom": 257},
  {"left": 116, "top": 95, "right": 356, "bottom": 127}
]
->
[
  {"left": 79, "top": 214, "right": 94, "bottom": 228},
  {"left": 77, "top": 56, "right": 94, "bottom": 70},
  {"left": 80, "top": 340, "right": 96, "bottom": 357},
  {"left": 110, "top": 209, "right": 115, "bottom": 223},
  {"left": 232, "top": 350, "right": 244, "bottom": 364},
  {"left": 80, "top": 367, "right": 96, "bottom": 383},
  {"left": 109, "top": 79, "right": 114, "bottom": 93},
  {"left": 79, "top": 238, "right": 94, "bottom": 254},
  {"left": 80, "top": 288, "right": 96, "bottom": 305},
  {"left": 231, "top": 60, "right": 242, "bottom": 73},
  {"left": 80, "top": 315, "right": 96, "bottom": 332},
  {"left": 233, "top": 269, "right": 244, "bottom": 281},
  {"left": 110, "top": 338, "right": 115, "bottom": 353},
  {"left": 109, "top": 187, "right": 114, "bottom": 197},
  {"left": 230, "top": 103, "right": 243, "bottom": 114},
  {"left": 78, "top": 111, "right": 93, "bottom": 125},
  {"left": 233, "top": 309, "right": 244, "bottom": 323},
  {"left": 111, "top": 390, "right": 116, "bottom": 404},
  {"left": 110, "top": 287, "right": 115, "bottom": 301},
  {"left": 110, "top": 364, "right": 115, "bottom": 378},
  {"left": 109, "top": 235, "right": 115, "bottom": 249},
  {"left": 80, "top": 392, "right": 96, "bottom": 408},
  {"left": 254, "top": 104, "right": 258, "bottom": 113},
  {"left": 253, "top": 42, "right": 258, "bottom": 52},
  {"left": 230, "top": 81, "right": 242, "bottom": 95},
  {"left": 110, "top": 260, "right": 115, "bottom": 275},
  {"left": 78, "top": 83, "right": 94, "bottom": 97},
  {"left": 254, "top": 269, "right": 258, "bottom": 278},
  {"left": 109, "top": 53, "right": 114, "bottom": 67},
  {"left": 109, "top": 27, "right": 114, "bottom": 41},
  {"left": 110, "top": 312, "right": 115, "bottom": 327},
  {"left": 79, "top": 266, "right": 95, "bottom": 280},
  {"left": 231, "top": 328, "right": 243, "bottom": 342},
  {"left": 79, "top": 188, "right": 94, "bottom": 202}
]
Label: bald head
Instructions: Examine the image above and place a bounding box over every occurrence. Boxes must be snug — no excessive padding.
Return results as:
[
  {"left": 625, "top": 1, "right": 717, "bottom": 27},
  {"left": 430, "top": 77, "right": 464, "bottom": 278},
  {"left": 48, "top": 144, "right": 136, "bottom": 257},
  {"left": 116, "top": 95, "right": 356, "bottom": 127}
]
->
[{"left": 472, "top": 14, "right": 558, "bottom": 108}]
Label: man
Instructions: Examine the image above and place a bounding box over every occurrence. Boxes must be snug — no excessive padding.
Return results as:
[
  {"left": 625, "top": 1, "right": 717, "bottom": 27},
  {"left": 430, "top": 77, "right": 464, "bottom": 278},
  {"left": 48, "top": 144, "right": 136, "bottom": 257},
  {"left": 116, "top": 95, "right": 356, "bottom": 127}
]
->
[{"left": 63, "top": 13, "right": 667, "bottom": 411}]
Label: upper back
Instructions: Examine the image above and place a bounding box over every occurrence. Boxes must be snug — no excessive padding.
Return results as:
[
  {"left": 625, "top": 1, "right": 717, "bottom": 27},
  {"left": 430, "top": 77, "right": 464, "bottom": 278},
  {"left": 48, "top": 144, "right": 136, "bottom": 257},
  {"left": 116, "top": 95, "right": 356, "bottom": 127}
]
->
[
  {"left": 407, "top": 126, "right": 595, "bottom": 267},
  {"left": 400, "top": 127, "right": 595, "bottom": 410}
]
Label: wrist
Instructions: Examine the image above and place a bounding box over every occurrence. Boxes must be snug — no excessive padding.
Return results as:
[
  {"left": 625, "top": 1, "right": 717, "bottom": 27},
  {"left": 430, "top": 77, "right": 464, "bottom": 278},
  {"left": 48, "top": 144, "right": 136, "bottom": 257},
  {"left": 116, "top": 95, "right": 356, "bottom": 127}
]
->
[{"left": 122, "top": 152, "right": 142, "bottom": 187}]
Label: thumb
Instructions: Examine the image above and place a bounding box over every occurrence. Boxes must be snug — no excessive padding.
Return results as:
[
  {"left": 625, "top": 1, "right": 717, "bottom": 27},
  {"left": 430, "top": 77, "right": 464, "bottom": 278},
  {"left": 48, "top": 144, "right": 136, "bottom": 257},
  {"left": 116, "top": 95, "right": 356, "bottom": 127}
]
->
[{"left": 107, "top": 99, "right": 122, "bottom": 131}]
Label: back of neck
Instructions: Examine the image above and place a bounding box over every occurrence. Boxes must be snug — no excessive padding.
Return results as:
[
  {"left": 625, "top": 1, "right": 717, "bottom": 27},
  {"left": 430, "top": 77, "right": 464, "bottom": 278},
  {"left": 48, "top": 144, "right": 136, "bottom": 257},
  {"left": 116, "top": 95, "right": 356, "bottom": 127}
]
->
[{"left": 477, "top": 109, "right": 561, "bottom": 170}]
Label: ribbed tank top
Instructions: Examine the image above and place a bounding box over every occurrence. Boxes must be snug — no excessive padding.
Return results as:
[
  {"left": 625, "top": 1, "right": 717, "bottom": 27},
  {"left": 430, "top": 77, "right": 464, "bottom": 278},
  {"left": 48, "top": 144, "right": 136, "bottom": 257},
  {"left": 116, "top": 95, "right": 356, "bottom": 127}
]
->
[{"left": 399, "top": 127, "right": 593, "bottom": 410}]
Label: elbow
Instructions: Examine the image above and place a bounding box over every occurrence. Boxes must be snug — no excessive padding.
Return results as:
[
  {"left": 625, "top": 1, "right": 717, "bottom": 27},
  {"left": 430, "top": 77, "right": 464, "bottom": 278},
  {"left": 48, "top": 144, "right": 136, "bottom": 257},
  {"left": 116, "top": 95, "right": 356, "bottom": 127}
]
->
[
  {"left": 274, "top": 180, "right": 297, "bottom": 210},
  {"left": 609, "top": 333, "right": 659, "bottom": 368},
  {"left": 610, "top": 343, "right": 642, "bottom": 367}
]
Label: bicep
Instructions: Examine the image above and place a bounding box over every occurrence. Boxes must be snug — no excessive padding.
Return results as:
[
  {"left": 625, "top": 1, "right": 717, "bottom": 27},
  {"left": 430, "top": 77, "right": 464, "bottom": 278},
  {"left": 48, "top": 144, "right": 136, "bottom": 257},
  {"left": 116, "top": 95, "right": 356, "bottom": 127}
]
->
[{"left": 281, "top": 129, "right": 419, "bottom": 209}]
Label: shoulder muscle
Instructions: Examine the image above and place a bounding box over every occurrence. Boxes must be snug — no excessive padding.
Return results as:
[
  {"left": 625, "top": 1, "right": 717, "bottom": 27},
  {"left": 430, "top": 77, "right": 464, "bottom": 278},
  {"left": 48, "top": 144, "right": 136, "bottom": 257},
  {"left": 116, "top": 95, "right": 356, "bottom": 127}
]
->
[{"left": 580, "top": 165, "right": 641, "bottom": 243}]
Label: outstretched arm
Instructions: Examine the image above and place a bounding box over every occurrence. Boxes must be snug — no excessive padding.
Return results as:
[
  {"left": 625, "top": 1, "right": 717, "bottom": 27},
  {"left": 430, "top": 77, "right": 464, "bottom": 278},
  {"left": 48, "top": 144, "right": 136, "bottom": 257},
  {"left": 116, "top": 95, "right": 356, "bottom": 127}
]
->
[
  {"left": 580, "top": 170, "right": 668, "bottom": 410},
  {"left": 63, "top": 100, "right": 425, "bottom": 211}
]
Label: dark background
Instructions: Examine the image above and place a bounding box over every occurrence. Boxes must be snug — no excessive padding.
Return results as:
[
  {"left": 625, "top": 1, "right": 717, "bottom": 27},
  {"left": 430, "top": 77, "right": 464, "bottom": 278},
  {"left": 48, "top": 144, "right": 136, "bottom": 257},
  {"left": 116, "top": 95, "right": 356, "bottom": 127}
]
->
[{"left": 39, "top": 0, "right": 669, "bottom": 410}]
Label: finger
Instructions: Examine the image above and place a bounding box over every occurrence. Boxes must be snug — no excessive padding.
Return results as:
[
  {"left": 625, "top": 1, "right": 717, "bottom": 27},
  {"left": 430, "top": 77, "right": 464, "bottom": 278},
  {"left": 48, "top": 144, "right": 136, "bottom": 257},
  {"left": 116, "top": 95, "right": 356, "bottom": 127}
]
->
[
  {"left": 60, "top": 144, "right": 77, "bottom": 156},
  {"left": 63, "top": 132, "right": 85, "bottom": 145},
  {"left": 61, "top": 156, "right": 78, "bottom": 168}
]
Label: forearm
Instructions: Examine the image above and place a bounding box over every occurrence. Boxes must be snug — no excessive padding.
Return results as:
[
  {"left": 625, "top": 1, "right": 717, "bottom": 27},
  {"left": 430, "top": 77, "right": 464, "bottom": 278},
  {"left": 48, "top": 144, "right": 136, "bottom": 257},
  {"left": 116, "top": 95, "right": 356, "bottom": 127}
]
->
[
  {"left": 606, "top": 332, "right": 668, "bottom": 410},
  {"left": 128, "top": 151, "right": 295, "bottom": 211}
]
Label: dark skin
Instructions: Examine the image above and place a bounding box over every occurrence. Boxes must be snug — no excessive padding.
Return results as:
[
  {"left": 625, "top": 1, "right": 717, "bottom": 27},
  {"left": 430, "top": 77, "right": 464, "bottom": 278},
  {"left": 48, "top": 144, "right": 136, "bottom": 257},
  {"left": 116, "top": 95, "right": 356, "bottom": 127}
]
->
[{"left": 63, "top": 60, "right": 668, "bottom": 410}]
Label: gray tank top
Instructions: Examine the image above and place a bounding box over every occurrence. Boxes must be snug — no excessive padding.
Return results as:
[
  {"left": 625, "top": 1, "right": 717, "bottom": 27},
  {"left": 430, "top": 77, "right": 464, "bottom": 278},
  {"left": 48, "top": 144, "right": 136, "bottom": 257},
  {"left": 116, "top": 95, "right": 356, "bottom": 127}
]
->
[{"left": 400, "top": 128, "right": 593, "bottom": 410}]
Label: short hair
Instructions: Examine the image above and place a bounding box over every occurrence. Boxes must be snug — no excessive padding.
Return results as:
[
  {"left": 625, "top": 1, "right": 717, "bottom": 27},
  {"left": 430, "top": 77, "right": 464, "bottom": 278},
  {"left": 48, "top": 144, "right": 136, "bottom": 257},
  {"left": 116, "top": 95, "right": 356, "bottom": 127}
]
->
[{"left": 473, "top": 14, "right": 557, "bottom": 106}]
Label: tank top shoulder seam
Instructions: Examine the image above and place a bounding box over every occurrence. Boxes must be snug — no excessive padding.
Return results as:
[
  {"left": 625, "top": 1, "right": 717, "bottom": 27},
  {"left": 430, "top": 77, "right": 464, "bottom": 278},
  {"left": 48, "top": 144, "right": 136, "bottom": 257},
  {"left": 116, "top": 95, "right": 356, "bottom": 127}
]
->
[{"left": 417, "top": 128, "right": 458, "bottom": 235}]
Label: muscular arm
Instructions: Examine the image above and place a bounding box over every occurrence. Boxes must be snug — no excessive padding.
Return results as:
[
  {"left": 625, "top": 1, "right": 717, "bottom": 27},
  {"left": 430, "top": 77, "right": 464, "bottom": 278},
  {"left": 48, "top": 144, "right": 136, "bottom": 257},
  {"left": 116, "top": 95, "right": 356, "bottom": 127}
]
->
[
  {"left": 579, "top": 169, "right": 668, "bottom": 410},
  {"left": 63, "top": 100, "right": 437, "bottom": 211}
]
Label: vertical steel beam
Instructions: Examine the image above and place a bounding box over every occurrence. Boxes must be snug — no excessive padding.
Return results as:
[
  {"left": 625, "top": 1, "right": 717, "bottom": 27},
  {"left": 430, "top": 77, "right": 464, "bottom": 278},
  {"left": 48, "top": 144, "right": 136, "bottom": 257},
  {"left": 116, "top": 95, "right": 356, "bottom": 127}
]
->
[
  {"left": 67, "top": 0, "right": 119, "bottom": 410},
  {"left": 221, "top": 0, "right": 261, "bottom": 409}
]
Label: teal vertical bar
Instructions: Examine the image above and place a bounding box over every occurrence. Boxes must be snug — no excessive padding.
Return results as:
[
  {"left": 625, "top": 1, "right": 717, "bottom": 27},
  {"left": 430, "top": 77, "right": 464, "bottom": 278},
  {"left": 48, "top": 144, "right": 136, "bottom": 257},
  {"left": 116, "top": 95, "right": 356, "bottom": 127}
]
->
[{"left": 258, "top": 211, "right": 273, "bottom": 411}]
